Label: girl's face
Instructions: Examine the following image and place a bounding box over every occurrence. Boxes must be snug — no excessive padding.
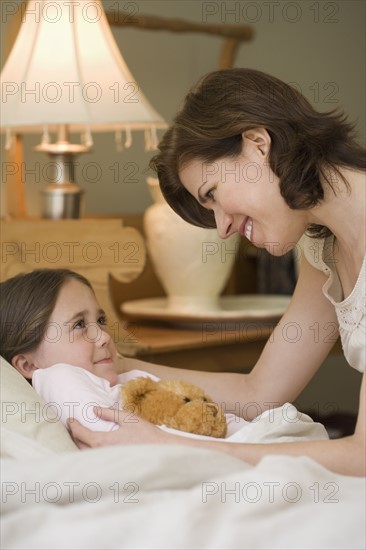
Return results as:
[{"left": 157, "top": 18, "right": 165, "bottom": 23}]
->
[
  {"left": 26, "top": 279, "right": 119, "bottom": 386},
  {"left": 179, "top": 131, "right": 309, "bottom": 256}
]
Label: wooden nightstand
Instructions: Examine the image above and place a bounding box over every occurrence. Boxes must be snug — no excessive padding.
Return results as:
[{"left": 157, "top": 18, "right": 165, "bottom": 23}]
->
[{"left": 117, "top": 318, "right": 277, "bottom": 372}]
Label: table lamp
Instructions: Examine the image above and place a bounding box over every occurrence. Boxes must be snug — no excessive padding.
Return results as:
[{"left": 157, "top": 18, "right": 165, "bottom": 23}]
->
[{"left": 0, "top": 0, "right": 167, "bottom": 218}]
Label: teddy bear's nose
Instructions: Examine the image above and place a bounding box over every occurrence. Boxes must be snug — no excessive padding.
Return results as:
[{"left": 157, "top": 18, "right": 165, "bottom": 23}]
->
[{"left": 205, "top": 403, "right": 219, "bottom": 417}]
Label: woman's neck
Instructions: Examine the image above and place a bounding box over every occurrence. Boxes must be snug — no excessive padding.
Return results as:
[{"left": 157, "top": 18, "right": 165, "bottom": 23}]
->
[{"left": 309, "top": 166, "right": 365, "bottom": 259}]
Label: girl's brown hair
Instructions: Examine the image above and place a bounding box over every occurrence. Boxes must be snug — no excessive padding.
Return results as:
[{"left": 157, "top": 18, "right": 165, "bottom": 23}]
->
[
  {"left": 0, "top": 269, "right": 93, "bottom": 365},
  {"left": 150, "top": 68, "right": 365, "bottom": 238}
]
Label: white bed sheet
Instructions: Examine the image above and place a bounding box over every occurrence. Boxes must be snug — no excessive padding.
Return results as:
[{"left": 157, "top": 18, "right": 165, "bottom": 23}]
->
[{"left": 1, "top": 433, "right": 365, "bottom": 550}]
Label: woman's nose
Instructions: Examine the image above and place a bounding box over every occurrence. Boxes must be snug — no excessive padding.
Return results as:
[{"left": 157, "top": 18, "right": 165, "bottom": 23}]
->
[{"left": 215, "top": 210, "right": 234, "bottom": 239}]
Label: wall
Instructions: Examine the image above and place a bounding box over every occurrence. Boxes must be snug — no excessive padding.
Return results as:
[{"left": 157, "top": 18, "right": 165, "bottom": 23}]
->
[{"left": 1, "top": 0, "right": 365, "bottom": 217}]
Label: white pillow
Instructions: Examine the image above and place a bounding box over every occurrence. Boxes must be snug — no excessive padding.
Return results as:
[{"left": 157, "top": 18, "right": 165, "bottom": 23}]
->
[{"left": 0, "top": 356, "right": 78, "bottom": 457}]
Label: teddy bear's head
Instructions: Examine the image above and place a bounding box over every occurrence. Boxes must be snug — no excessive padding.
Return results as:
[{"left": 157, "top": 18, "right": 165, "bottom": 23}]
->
[{"left": 121, "top": 377, "right": 227, "bottom": 438}]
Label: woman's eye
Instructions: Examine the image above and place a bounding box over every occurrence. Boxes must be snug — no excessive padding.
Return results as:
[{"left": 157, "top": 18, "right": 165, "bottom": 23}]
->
[
  {"left": 74, "top": 319, "right": 85, "bottom": 329},
  {"left": 205, "top": 188, "right": 215, "bottom": 201}
]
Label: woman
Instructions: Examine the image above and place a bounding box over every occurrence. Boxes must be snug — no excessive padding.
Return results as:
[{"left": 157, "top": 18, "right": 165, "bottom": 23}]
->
[{"left": 69, "top": 69, "right": 365, "bottom": 477}]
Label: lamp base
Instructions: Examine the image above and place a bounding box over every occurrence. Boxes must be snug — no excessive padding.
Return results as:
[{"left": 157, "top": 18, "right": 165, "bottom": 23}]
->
[{"left": 42, "top": 183, "right": 84, "bottom": 219}]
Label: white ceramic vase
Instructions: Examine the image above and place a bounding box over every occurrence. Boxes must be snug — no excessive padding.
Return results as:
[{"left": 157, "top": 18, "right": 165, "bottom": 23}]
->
[{"left": 143, "top": 178, "right": 239, "bottom": 312}]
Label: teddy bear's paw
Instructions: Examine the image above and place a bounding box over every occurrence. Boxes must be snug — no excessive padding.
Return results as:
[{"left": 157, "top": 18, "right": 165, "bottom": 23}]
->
[{"left": 121, "top": 377, "right": 157, "bottom": 415}]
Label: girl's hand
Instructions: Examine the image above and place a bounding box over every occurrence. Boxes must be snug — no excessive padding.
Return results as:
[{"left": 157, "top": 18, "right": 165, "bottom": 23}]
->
[{"left": 67, "top": 406, "right": 169, "bottom": 449}]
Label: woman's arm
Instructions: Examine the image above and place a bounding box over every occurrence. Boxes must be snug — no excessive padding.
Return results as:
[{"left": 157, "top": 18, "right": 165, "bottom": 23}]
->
[
  {"left": 69, "top": 372, "right": 365, "bottom": 476},
  {"left": 119, "top": 258, "right": 339, "bottom": 420}
]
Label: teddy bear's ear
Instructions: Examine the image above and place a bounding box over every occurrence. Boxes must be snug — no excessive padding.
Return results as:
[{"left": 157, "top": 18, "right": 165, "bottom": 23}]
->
[{"left": 121, "top": 377, "right": 157, "bottom": 413}]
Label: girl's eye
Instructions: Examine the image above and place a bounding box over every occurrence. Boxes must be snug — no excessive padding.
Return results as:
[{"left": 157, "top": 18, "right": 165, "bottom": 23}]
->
[
  {"left": 98, "top": 315, "right": 107, "bottom": 326},
  {"left": 74, "top": 319, "right": 85, "bottom": 329}
]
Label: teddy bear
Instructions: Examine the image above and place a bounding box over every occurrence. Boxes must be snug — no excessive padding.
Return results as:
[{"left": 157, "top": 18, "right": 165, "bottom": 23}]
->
[{"left": 121, "top": 377, "right": 227, "bottom": 438}]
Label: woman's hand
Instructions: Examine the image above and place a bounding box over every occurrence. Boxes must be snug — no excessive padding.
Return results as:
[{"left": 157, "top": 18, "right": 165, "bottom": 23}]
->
[{"left": 67, "top": 406, "right": 169, "bottom": 449}]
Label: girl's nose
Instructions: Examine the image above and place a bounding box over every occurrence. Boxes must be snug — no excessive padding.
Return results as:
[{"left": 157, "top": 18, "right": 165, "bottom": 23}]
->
[{"left": 95, "top": 326, "right": 111, "bottom": 348}]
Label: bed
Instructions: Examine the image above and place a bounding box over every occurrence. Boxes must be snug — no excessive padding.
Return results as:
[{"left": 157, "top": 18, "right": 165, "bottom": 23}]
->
[{"left": 1, "top": 355, "right": 365, "bottom": 550}]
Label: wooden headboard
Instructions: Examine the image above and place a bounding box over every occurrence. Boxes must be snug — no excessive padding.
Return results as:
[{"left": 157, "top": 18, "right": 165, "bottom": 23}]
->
[
  {"left": 0, "top": 218, "right": 146, "bottom": 352},
  {"left": 106, "top": 9, "right": 254, "bottom": 70}
]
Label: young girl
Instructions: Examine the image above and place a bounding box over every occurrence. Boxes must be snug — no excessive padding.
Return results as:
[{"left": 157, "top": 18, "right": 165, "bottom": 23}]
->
[
  {"left": 67, "top": 69, "right": 365, "bottom": 476},
  {"left": 0, "top": 268, "right": 156, "bottom": 432},
  {"left": 4, "top": 269, "right": 323, "bottom": 443}
]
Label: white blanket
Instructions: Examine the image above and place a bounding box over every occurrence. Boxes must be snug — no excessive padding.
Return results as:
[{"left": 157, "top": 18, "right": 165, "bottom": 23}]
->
[{"left": 1, "top": 427, "right": 365, "bottom": 549}]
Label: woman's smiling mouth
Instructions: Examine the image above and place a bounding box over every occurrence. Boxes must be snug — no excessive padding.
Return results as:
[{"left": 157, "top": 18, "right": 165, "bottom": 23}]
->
[{"left": 240, "top": 217, "right": 253, "bottom": 241}]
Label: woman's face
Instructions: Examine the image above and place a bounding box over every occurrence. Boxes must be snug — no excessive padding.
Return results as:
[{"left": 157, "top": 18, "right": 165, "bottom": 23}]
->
[
  {"left": 179, "top": 132, "right": 308, "bottom": 256},
  {"left": 27, "top": 279, "right": 119, "bottom": 385}
]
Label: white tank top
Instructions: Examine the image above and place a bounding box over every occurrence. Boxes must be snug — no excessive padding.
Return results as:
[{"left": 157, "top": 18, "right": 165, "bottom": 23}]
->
[{"left": 302, "top": 234, "right": 365, "bottom": 373}]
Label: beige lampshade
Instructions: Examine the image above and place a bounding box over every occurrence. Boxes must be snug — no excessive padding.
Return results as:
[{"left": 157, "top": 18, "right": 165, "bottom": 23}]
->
[{"left": 0, "top": 0, "right": 167, "bottom": 135}]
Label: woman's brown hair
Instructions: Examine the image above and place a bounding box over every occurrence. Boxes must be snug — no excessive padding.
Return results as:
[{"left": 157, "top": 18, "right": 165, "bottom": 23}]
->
[
  {"left": 150, "top": 68, "right": 365, "bottom": 238},
  {"left": 0, "top": 269, "right": 93, "bottom": 365}
]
